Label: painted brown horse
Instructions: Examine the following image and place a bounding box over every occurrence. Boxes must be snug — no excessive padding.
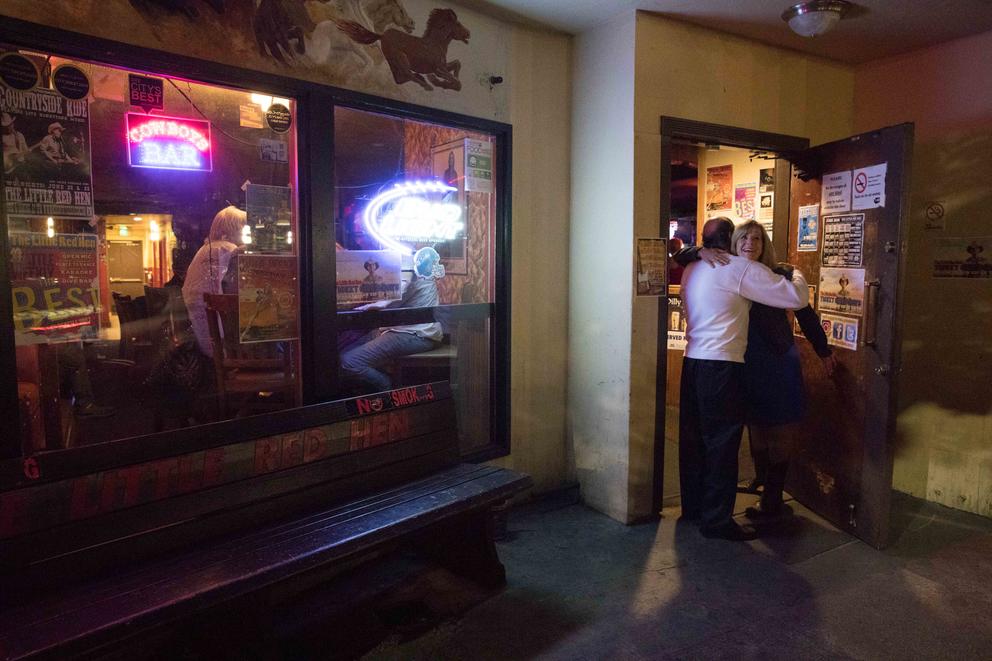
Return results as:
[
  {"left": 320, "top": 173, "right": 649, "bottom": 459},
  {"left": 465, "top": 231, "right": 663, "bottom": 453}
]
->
[{"left": 336, "top": 8, "right": 469, "bottom": 91}]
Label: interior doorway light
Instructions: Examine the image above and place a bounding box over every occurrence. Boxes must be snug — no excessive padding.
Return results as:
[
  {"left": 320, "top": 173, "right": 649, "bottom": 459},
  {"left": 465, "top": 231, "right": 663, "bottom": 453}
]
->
[{"left": 782, "top": 1, "right": 850, "bottom": 38}]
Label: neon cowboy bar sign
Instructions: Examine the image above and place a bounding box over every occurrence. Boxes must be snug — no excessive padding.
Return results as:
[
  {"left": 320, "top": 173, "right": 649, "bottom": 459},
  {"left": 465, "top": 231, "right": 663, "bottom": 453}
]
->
[
  {"left": 126, "top": 113, "right": 212, "bottom": 171},
  {"left": 363, "top": 180, "right": 464, "bottom": 254}
]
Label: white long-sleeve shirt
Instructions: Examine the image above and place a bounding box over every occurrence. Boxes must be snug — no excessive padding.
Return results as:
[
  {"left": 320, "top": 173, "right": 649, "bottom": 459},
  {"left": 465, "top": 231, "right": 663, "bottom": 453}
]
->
[{"left": 682, "top": 255, "right": 807, "bottom": 363}]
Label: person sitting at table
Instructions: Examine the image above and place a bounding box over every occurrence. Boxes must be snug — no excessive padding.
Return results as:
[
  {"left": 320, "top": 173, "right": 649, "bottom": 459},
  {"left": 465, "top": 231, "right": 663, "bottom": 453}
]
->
[
  {"left": 182, "top": 205, "right": 246, "bottom": 357},
  {"left": 339, "top": 247, "right": 444, "bottom": 393}
]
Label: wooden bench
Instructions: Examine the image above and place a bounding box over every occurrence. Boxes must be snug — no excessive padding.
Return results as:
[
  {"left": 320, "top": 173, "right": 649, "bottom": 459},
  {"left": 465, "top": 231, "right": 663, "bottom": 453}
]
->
[{"left": 0, "top": 384, "right": 530, "bottom": 660}]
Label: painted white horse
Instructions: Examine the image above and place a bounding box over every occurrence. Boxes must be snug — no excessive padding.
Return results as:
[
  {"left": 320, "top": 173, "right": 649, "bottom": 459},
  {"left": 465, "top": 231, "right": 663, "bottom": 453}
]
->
[{"left": 305, "top": 0, "right": 414, "bottom": 71}]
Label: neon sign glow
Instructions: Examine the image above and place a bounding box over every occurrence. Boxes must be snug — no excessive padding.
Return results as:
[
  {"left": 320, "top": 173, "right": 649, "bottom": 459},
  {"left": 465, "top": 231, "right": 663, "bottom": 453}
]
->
[
  {"left": 363, "top": 180, "right": 464, "bottom": 255},
  {"left": 126, "top": 113, "right": 212, "bottom": 171}
]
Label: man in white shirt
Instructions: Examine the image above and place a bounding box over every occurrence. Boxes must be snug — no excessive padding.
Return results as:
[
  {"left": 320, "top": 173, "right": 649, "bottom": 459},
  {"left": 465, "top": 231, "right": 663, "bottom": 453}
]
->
[{"left": 679, "top": 217, "right": 807, "bottom": 540}]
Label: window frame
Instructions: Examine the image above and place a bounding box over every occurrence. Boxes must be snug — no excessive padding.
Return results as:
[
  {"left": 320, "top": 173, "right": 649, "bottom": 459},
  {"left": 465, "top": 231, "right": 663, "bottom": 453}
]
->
[{"left": 0, "top": 15, "right": 512, "bottom": 492}]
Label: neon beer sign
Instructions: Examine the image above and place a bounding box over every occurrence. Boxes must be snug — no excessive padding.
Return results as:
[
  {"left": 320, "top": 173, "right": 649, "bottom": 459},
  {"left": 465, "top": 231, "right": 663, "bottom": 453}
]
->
[
  {"left": 363, "top": 181, "right": 464, "bottom": 254},
  {"left": 126, "top": 113, "right": 212, "bottom": 171}
]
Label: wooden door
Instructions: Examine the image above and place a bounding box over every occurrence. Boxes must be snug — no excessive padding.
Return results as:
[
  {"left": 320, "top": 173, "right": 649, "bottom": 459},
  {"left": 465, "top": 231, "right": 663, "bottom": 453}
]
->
[{"left": 787, "top": 124, "right": 913, "bottom": 548}]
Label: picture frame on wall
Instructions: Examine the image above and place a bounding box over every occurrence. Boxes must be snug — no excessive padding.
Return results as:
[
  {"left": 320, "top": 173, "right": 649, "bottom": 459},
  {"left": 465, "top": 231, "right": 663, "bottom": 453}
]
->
[{"left": 430, "top": 138, "right": 468, "bottom": 275}]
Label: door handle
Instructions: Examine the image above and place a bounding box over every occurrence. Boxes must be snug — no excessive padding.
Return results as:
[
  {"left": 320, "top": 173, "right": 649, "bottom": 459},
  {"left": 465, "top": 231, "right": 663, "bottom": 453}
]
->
[{"left": 864, "top": 278, "right": 881, "bottom": 346}]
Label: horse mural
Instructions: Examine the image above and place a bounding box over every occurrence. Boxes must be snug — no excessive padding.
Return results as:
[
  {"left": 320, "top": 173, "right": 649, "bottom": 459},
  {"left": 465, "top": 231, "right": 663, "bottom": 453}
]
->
[
  {"left": 335, "top": 7, "right": 469, "bottom": 91},
  {"left": 305, "top": 0, "right": 415, "bottom": 72}
]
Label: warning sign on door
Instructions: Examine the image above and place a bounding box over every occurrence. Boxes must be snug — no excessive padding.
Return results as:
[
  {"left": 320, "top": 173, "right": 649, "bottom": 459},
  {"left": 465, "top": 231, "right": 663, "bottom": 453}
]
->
[
  {"left": 852, "top": 163, "right": 887, "bottom": 210},
  {"left": 822, "top": 171, "right": 852, "bottom": 213}
]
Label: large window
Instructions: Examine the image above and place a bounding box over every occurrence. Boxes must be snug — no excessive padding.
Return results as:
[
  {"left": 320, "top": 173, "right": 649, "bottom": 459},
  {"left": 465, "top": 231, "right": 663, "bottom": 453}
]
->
[
  {"left": 0, "top": 34, "right": 510, "bottom": 483},
  {"left": 2, "top": 48, "right": 301, "bottom": 453},
  {"left": 332, "top": 107, "right": 498, "bottom": 454}
]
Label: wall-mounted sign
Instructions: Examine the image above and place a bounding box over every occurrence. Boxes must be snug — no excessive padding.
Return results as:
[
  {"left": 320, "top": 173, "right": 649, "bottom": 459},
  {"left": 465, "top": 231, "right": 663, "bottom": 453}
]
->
[
  {"left": 265, "top": 103, "right": 292, "bottom": 133},
  {"left": 667, "top": 293, "right": 686, "bottom": 350},
  {"left": 932, "top": 237, "right": 991, "bottom": 279},
  {"left": 128, "top": 74, "right": 164, "bottom": 111},
  {"left": 126, "top": 113, "right": 212, "bottom": 171},
  {"left": 0, "top": 53, "right": 39, "bottom": 91},
  {"left": 52, "top": 64, "right": 90, "bottom": 100},
  {"left": 923, "top": 201, "right": 946, "bottom": 231},
  {"left": 363, "top": 180, "right": 464, "bottom": 255},
  {"left": 635, "top": 237, "right": 666, "bottom": 297}
]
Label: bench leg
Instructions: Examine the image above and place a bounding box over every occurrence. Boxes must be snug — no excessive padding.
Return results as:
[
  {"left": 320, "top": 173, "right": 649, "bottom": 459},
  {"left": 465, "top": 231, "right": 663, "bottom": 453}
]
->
[{"left": 416, "top": 506, "right": 507, "bottom": 590}]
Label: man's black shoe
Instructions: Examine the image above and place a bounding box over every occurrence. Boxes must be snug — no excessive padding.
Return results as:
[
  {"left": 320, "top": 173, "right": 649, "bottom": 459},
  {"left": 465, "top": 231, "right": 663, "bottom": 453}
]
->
[{"left": 700, "top": 521, "right": 759, "bottom": 541}]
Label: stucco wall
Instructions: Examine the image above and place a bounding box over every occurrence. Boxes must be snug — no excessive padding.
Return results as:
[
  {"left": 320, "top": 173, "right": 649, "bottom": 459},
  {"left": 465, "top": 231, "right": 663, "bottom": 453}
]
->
[
  {"left": 569, "top": 12, "right": 636, "bottom": 521},
  {"left": 854, "top": 30, "right": 992, "bottom": 517},
  {"left": 626, "top": 12, "right": 855, "bottom": 520}
]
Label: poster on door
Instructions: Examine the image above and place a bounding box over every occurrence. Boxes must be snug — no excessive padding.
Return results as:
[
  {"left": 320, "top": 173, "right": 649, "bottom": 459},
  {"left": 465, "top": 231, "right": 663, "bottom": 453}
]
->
[
  {"left": 821, "top": 171, "right": 852, "bottom": 213},
  {"left": 821, "top": 313, "right": 859, "bottom": 350},
  {"left": 822, "top": 213, "right": 865, "bottom": 266},
  {"left": 8, "top": 232, "right": 100, "bottom": 345},
  {"left": 852, "top": 163, "right": 887, "bottom": 210},
  {"left": 797, "top": 204, "right": 820, "bottom": 251},
  {"left": 237, "top": 254, "right": 299, "bottom": 343},
  {"left": 818, "top": 267, "right": 865, "bottom": 316},
  {"left": 705, "top": 164, "right": 732, "bottom": 211}
]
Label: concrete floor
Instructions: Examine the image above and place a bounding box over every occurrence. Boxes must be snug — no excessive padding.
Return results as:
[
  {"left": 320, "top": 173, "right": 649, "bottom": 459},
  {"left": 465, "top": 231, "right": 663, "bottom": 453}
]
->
[{"left": 364, "top": 489, "right": 992, "bottom": 660}]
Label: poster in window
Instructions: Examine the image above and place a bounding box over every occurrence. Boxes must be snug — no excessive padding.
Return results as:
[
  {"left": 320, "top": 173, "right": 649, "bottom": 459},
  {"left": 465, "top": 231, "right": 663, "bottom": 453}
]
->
[
  {"left": 430, "top": 138, "right": 468, "bottom": 275},
  {"left": 1, "top": 87, "right": 93, "bottom": 220},
  {"left": 8, "top": 233, "right": 100, "bottom": 345},
  {"left": 237, "top": 254, "right": 299, "bottom": 343},
  {"left": 246, "top": 184, "right": 293, "bottom": 253},
  {"left": 818, "top": 267, "right": 865, "bottom": 316},
  {"left": 635, "top": 237, "right": 667, "bottom": 296},
  {"left": 336, "top": 250, "right": 402, "bottom": 307},
  {"left": 705, "top": 164, "right": 732, "bottom": 212}
]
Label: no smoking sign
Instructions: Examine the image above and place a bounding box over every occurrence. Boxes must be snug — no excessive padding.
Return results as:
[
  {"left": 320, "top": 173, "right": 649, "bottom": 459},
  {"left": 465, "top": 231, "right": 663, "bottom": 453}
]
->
[
  {"left": 854, "top": 171, "right": 868, "bottom": 193},
  {"left": 924, "top": 201, "right": 945, "bottom": 231}
]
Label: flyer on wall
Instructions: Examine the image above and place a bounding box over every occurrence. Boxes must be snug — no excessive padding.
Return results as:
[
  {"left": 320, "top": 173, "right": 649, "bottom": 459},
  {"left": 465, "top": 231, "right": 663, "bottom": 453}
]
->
[
  {"left": 705, "top": 164, "right": 733, "bottom": 211},
  {"left": 1, "top": 87, "right": 94, "bottom": 220},
  {"left": 932, "top": 237, "right": 992, "bottom": 278},
  {"left": 818, "top": 267, "right": 865, "bottom": 315},
  {"left": 797, "top": 204, "right": 820, "bottom": 251},
  {"left": 821, "top": 170, "right": 852, "bottom": 213},
  {"left": 820, "top": 313, "right": 859, "bottom": 351},
  {"left": 758, "top": 192, "right": 774, "bottom": 237},
  {"left": 734, "top": 182, "right": 756, "bottom": 222},
  {"left": 635, "top": 237, "right": 667, "bottom": 296},
  {"left": 237, "top": 254, "right": 299, "bottom": 343},
  {"left": 9, "top": 233, "right": 100, "bottom": 345}
]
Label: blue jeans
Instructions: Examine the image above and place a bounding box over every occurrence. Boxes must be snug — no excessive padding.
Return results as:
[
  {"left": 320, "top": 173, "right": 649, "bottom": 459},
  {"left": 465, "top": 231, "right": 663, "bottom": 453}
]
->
[{"left": 340, "top": 330, "right": 436, "bottom": 393}]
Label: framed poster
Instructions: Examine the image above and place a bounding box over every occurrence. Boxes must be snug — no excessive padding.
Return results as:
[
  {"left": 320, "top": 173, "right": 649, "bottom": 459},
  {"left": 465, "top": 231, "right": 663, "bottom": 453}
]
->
[{"left": 430, "top": 138, "right": 468, "bottom": 274}]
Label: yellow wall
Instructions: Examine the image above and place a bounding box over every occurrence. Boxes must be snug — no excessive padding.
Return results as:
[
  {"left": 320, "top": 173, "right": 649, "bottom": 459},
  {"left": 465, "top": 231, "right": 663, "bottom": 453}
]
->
[
  {"left": 626, "top": 12, "right": 855, "bottom": 520},
  {"left": 0, "top": 4, "right": 573, "bottom": 495},
  {"left": 855, "top": 30, "right": 992, "bottom": 517}
]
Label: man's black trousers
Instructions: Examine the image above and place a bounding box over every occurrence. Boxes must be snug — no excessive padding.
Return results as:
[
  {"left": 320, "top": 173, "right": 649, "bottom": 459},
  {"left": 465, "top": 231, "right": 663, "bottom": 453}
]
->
[{"left": 678, "top": 357, "right": 746, "bottom": 529}]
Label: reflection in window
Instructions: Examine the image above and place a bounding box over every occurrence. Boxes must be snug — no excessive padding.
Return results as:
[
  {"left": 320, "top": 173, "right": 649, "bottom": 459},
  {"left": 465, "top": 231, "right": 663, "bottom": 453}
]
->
[
  {"left": 3, "top": 48, "right": 301, "bottom": 454},
  {"left": 333, "top": 107, "right": 496, "bottom": 452}
]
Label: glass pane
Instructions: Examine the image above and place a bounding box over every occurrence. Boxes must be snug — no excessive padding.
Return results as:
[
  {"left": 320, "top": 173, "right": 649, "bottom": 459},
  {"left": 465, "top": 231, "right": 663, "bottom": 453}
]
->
[
  {"left": 3, "top": 48, "right": 302, "bottom": 453},
  {"left": 332, "top": 107, "right": 496, "bottom": 452}
]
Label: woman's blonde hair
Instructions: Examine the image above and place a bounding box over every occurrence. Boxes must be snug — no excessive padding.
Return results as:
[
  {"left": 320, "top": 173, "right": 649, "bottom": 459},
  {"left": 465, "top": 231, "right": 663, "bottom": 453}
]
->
[
  {"left": 208, "top": 205, "right": 247, "bottom": 243},
  {"left": 730, "top": 220, "right": 777, "bottom": 269}
]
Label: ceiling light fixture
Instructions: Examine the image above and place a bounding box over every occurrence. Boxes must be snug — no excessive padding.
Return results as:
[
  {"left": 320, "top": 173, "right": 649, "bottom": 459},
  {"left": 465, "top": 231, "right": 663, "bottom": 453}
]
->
[{"left": 782, "top": 0, "right": 850, "bottom": 38}]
